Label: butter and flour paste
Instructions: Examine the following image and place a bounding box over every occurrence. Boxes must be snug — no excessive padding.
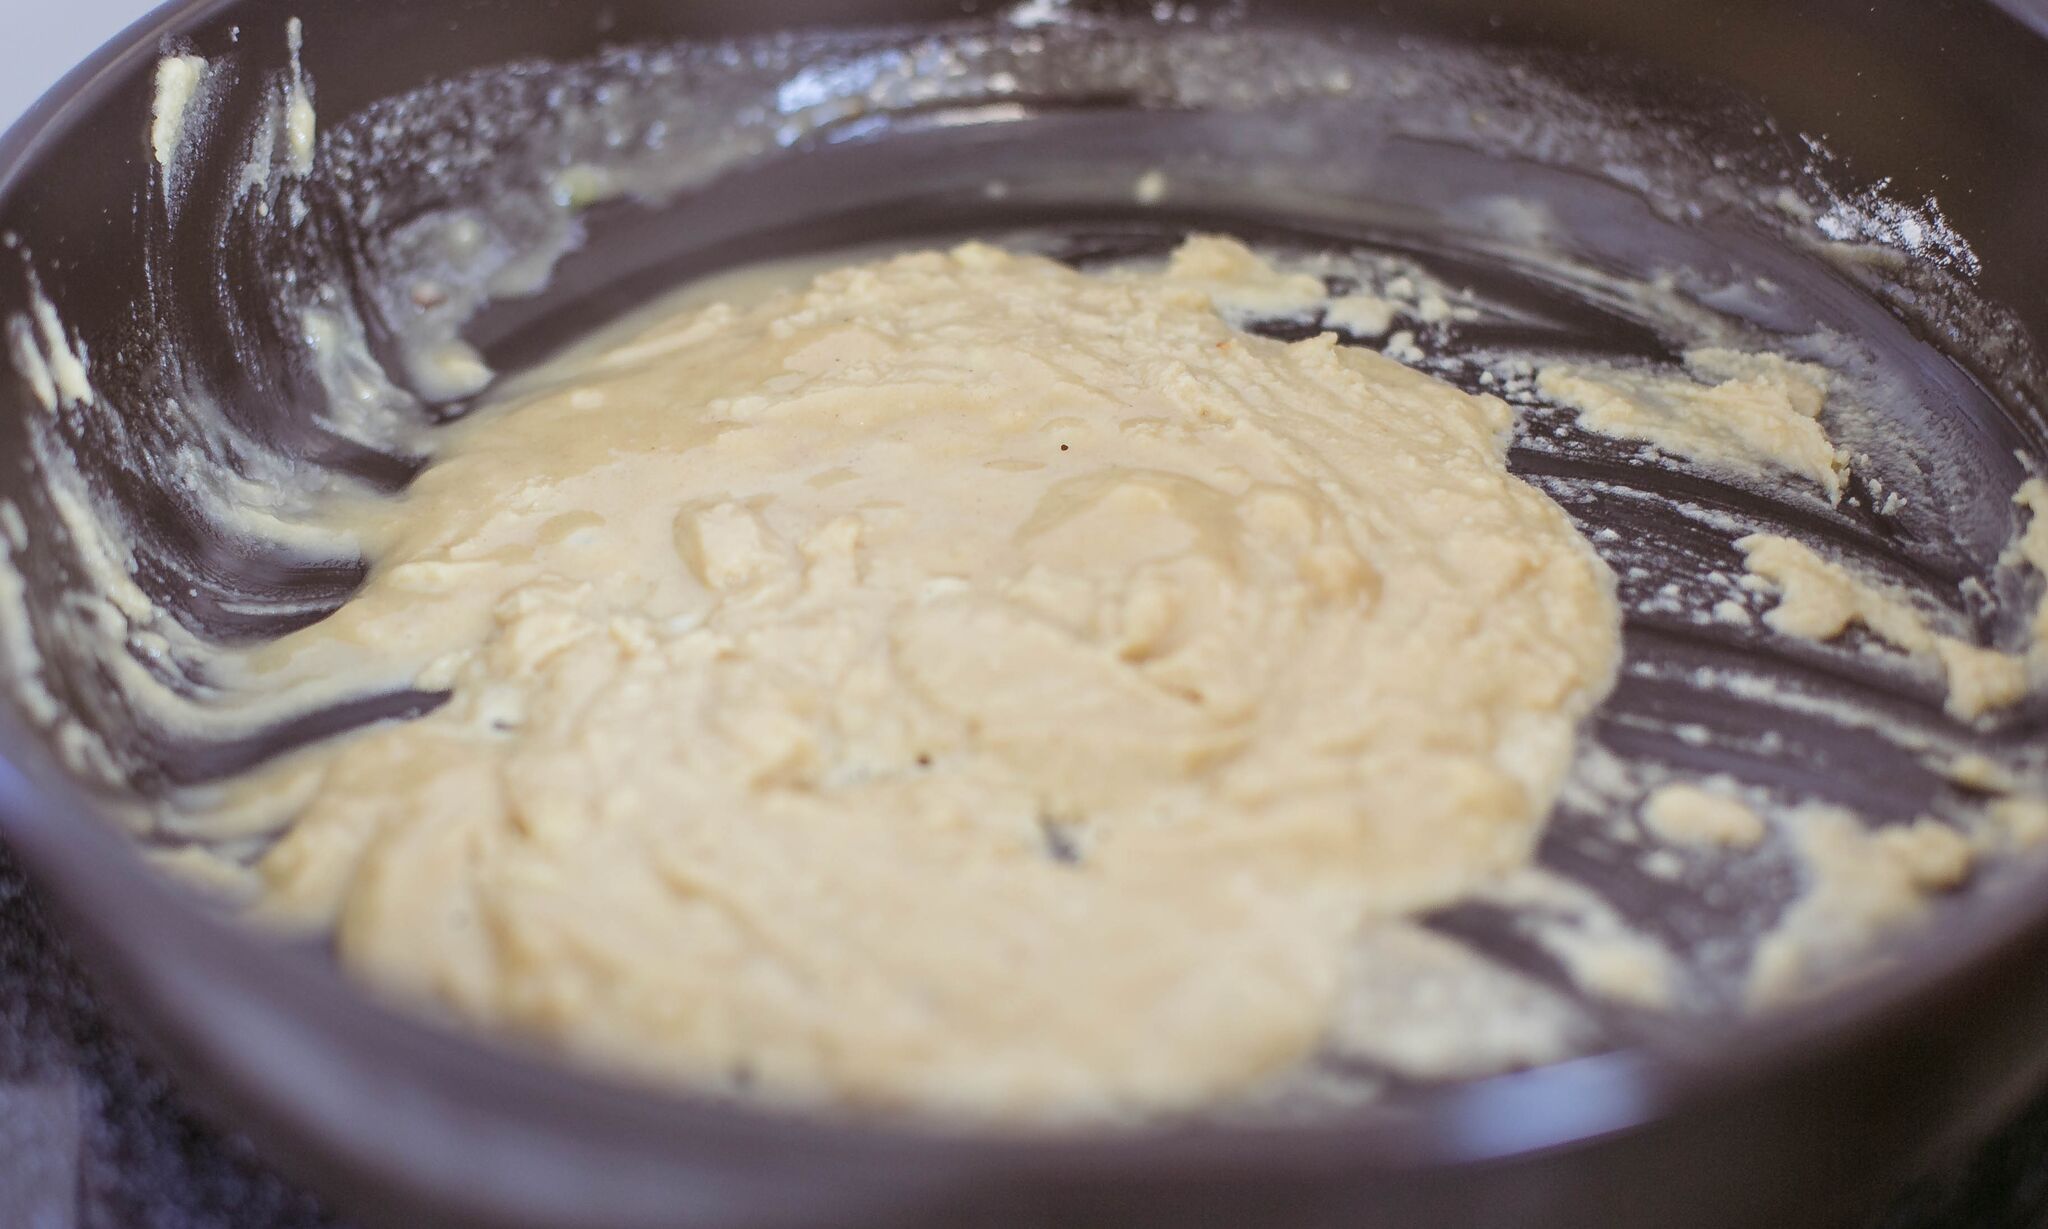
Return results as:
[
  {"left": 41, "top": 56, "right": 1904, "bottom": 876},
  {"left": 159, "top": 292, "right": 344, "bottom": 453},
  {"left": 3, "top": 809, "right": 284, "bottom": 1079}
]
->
[{"left": 186, "top": 237, "right": 1623, "bottom": 1118}]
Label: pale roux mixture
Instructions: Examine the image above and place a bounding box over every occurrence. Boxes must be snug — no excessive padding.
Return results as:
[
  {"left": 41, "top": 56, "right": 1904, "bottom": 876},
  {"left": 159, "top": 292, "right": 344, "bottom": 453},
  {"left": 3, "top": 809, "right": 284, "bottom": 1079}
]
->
[{"left": 207, "top": 237, "right": 1622, "bottom": 1118}]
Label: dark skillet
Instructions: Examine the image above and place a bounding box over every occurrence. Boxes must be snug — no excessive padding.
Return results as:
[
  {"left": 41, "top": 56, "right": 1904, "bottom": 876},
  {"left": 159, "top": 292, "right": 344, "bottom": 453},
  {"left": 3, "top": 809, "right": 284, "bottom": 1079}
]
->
[{"left": 2, "top": 3, "right": 2047, "bottom": 1227}]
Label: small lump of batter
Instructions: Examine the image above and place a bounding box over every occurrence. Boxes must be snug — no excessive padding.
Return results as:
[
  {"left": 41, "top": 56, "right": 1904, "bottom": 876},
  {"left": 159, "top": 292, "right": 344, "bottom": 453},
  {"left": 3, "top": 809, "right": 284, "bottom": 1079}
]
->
[
  {"left": 151, "top": 54, "right": 209, "bottom": 173},
  {"left": 206, "top": 238, "right": 1622, "bottom": 1120},
  {"left": 1538, "top": 349, "right": 1847, "bottom": 500},
  {"left": 1642, "top": 781, "right": 1767, "bottom": 850},
  {"left": 1738, "top": 533, "right": 2034, "bottom": 719}
]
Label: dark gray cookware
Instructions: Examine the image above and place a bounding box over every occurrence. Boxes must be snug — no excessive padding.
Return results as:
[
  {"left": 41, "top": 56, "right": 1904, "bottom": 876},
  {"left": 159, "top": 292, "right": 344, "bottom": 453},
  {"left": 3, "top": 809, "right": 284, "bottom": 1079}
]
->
[{"left": 2, "top": 2, "right": 2047, "bottom": 1227}]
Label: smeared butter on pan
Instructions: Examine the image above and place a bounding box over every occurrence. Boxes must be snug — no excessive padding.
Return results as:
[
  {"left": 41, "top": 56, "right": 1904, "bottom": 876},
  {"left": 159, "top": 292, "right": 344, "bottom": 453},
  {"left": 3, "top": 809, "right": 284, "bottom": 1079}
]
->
[
  {"left": 1537, "top": 349, "right": 1848, "bottom": 501},
  {"left": 1747, "top": 809, "right": 1976, "bottom": 1007},
  {"left": 1737, "top": 533, "right": 2036, "bottom": 720},
  {"left": 186, "top": 238, "right": 1623, "bottom": 1119}
]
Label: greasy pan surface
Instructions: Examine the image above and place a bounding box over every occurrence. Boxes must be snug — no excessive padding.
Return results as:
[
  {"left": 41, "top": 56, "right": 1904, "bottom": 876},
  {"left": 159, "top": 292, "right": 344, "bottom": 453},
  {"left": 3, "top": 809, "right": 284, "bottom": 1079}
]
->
[{"left": 2, "top": 1, "right": 2048, "bottom": 1226}]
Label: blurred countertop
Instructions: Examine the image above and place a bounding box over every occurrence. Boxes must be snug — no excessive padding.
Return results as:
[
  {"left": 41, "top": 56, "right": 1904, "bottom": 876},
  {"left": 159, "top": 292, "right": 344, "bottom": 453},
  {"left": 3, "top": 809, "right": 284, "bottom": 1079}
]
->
[{"left": 2, "top": 1, "right": 163, "bottom": 138}]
